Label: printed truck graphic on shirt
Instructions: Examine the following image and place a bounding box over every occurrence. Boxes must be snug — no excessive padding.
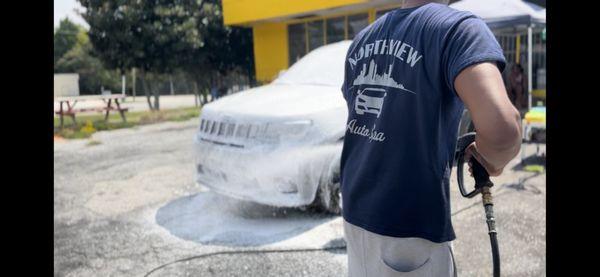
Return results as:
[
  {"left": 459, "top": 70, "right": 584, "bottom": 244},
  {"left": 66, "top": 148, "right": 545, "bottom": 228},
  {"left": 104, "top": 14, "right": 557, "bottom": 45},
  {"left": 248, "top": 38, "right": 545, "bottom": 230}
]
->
[
  {"left": 354, "top": 88, "right": 387, "bottom": 117},
  {"left": 346, "top": 44, "right": 423, "bottom": 142}
]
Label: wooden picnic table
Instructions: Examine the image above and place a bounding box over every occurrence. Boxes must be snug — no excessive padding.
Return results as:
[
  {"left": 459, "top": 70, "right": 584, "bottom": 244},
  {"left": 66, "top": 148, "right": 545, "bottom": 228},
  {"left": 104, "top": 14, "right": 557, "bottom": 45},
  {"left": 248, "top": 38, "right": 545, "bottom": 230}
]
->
[{"left": 55, "top": 94, "right": 129, "bottom": 128}]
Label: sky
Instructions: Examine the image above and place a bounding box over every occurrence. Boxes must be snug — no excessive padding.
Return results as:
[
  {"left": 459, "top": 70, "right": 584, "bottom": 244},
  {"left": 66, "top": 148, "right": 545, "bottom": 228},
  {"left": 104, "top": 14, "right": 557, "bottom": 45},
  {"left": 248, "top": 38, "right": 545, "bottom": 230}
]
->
[{"left": 54, "top": 0, "right": 89, "bottom": 29}]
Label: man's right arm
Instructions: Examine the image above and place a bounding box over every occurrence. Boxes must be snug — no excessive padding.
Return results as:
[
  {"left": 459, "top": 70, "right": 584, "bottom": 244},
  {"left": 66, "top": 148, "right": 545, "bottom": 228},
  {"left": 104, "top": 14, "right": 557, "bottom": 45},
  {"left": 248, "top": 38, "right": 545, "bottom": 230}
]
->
[{"left": 455, "top": 62, "right": 522, "bottom": 176}]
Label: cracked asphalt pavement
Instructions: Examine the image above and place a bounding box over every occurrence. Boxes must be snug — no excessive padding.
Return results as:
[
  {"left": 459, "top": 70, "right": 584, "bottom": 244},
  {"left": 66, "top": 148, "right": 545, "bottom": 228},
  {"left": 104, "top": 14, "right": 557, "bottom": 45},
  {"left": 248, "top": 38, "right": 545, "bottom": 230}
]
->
[{"left": 54, "top": 119, "right": 545, "bottom": 276}]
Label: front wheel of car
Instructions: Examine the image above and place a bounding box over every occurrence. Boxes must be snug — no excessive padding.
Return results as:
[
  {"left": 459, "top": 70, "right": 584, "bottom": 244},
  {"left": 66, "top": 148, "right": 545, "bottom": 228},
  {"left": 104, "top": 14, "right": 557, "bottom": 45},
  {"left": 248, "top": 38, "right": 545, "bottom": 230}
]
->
[{"left": 316, "top": 179, "right": 342, "bottom": 215}]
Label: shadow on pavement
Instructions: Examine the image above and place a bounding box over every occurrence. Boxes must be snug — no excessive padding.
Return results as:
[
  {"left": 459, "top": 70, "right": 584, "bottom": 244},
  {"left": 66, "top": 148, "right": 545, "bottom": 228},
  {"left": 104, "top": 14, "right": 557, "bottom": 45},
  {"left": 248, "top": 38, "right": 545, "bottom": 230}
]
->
[
  {"left": 511, "top": 153, "right": 546, "bottom": 172},
  {"left": 322, "top": 238, "right": 347, "bottom": 253}
]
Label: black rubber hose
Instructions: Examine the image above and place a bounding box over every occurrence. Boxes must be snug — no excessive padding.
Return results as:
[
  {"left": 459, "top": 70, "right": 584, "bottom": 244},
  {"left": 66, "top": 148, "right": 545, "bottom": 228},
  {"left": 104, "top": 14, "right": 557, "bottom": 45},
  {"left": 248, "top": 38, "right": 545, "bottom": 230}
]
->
[
  {"left": 489, "top": 232, "right": 500, "bottom": 277},
  {"left": 143, "top": 245, "right": 347, "bottom": 276},
  {"left": 484, "top": 203, "right": 500, "bottom": 277}
]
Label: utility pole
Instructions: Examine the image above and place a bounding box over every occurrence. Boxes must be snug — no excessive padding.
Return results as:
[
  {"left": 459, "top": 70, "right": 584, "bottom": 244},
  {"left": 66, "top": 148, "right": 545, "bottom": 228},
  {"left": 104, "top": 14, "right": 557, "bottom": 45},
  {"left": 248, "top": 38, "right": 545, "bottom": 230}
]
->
[
  {"left": 121, "top": 74, "right": 126, "bottom": 95},
  {"left": 170, "top": 75, "right": 175, "bottom": 95},
  {"left": 132, "top": 68, "right": 136, "bottom": 102}
]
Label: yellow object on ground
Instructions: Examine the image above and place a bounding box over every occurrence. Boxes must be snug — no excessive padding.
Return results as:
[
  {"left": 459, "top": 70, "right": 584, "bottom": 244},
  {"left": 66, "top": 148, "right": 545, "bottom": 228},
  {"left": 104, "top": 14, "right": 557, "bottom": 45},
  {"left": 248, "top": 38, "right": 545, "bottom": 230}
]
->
[
  {"left": 524, "top": 107, "right": 546, "bottom": 124},
  {"left": 524, "top": 165, "right": 545, "bottom": 173},
  {"left": 531, "top": 89, "right": 546, "bottom": 100}
]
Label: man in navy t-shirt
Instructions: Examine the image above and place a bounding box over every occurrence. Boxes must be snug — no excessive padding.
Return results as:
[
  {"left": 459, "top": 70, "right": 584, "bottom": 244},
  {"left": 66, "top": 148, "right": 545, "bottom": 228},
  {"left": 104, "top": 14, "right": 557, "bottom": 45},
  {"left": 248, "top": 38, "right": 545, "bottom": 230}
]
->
[{"left": 340, "top": 1, "right": 522, "bottom": 276}]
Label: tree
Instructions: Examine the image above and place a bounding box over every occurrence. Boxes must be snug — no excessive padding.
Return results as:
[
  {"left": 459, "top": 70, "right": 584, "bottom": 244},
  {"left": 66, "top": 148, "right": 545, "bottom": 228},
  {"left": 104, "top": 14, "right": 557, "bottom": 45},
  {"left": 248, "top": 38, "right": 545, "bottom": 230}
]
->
[
  {"left": 202, "top": 3, "right": 254, "bottom": 82},
  {"left": 54, "top": 18, "right": 82, "bottom": 64},
  {"left": 79, "top": 0, "right": 255, "bottom": 109},
  {"left": 54, "top": 20, "right": 122, "bottom": 94},
  {"left": 55, "top": 33, "right": 122, "bottom": 94},
  {"left": 78, "top": 0, "right": 206, "bottom": 110},
  {"left": 180, "top": 1, "right": 254, "bottom": 101}
]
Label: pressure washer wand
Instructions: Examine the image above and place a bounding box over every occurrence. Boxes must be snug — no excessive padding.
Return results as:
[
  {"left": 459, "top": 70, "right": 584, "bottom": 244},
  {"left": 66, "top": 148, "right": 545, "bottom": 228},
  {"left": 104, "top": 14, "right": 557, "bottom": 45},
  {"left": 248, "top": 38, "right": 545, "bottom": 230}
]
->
[{"left": 455, "top": 132, "right": 500, "bottom": 277}]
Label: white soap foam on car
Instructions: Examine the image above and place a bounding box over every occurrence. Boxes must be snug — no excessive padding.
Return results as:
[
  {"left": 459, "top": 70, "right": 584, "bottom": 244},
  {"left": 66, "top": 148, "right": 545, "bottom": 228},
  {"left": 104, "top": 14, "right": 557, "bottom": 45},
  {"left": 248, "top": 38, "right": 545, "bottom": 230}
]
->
[
  {"left": 193, "top": 41, "right": 350, "bottom": 210},
  {"left": 273, "top": 40, "right": 351, "bottom": 87},
  {"left": 203, "top": 40, "right": 352, "bottom": 117}
]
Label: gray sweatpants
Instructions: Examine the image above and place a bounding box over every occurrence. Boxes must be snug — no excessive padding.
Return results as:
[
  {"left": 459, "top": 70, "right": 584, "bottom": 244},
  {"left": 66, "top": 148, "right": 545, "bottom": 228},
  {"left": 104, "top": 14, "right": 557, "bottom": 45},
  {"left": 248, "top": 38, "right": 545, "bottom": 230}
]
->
[{"left": 344, "top": 219, "right": 457, "bottom": 277}]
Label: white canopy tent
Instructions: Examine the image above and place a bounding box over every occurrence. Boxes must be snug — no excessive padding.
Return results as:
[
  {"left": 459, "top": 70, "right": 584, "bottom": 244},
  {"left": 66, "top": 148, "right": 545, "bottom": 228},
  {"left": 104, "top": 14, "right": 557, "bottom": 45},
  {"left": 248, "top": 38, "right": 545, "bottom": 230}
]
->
[{"left": 450, "top": 0, "right": 546, "bottom": 110}]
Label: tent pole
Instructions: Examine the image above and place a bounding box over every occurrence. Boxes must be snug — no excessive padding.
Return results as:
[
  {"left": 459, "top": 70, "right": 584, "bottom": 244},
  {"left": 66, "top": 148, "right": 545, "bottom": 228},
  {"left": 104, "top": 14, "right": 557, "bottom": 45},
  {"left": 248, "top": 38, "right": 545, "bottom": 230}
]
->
[
  {"left": 516, "top": 35, "right": 521, "bottom": 64},
  {"left": 527, "top": 26, "right": 533, "bottom": 110}
]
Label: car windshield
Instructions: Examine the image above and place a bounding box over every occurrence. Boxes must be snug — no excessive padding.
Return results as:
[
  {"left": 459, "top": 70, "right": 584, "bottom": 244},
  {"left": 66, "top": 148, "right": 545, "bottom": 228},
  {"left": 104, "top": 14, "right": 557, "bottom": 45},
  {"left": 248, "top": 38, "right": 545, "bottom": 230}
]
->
[{"left": 273, "top": 40, "right": 352, "bottom": 88}]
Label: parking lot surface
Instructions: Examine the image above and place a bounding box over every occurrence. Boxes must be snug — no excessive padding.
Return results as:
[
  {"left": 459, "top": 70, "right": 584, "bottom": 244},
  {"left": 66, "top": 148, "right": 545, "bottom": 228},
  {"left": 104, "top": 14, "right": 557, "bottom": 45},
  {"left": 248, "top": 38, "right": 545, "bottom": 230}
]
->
[{"left": 54, "top": 119, "right": 545, "bottom": 276}]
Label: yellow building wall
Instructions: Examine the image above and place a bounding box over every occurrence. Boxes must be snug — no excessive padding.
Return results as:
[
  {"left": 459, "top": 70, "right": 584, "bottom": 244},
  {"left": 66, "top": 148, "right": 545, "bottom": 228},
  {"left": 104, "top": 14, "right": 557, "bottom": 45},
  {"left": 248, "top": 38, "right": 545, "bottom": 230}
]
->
[
  {"left": 253, "top": 23, "right": 289, "bottom": 83},
  {"left": 223, "top": 0, "right": 368, "bottom": 25},
  {"left": 225, "top": 1, "right": 401, "bottom": 83}
]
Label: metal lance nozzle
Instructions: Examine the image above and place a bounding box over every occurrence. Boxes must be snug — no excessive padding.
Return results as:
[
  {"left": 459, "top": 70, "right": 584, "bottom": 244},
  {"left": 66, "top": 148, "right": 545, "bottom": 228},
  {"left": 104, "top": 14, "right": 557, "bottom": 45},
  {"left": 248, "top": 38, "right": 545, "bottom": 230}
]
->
[{"left": 482, "top": 187, "right": 496, "bottom": 234}]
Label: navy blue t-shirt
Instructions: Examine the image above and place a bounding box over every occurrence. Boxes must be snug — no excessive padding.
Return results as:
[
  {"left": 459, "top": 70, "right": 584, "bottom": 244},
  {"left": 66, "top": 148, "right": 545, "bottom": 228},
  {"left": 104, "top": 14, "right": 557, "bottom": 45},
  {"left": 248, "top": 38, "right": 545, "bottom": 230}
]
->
[{"left": 340, "top": 3, "right": 506, "bottom": 243}]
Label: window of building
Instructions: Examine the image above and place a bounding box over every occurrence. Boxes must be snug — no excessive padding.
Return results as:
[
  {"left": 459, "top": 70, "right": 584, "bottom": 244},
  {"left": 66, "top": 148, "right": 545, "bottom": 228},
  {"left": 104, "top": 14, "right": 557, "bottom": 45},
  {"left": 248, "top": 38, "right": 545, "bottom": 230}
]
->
[
  {"left": 308, "top": 20, "right": 325, "bottom": 51},
  {"left": 347, "top": 13, "right": 369, "bottom": 38},
  {"left": 287, "top": 12, "right": 369, "bottom": 66},
  {"left": 288, "top": 23, "right": 307, "bottom": 66},
  {"left": 326, "top": 16, "right": 345, "bottom": 44}
]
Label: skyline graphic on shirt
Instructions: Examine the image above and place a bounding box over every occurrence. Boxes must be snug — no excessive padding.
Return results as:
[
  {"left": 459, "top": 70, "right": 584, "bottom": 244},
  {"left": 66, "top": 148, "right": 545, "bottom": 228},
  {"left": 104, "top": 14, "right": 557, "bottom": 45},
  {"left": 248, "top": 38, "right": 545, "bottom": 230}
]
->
[{"left": 352, "top": 60, "right": 415, "bottom": 94}]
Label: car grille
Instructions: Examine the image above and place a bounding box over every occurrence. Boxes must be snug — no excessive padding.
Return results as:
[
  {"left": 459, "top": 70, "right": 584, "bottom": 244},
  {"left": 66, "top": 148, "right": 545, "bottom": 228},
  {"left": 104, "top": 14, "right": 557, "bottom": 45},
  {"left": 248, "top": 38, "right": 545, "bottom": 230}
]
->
[{"left": 198, "top": 118, "right": 267, "bottom": 148}]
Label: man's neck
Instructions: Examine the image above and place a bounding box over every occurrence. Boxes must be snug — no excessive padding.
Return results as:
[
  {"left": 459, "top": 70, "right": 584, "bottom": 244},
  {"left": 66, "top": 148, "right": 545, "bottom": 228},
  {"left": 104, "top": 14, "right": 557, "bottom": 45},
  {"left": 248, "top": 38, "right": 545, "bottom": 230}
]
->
[{"left": 402, "top": 0, "right": 442, "bottom": 9}]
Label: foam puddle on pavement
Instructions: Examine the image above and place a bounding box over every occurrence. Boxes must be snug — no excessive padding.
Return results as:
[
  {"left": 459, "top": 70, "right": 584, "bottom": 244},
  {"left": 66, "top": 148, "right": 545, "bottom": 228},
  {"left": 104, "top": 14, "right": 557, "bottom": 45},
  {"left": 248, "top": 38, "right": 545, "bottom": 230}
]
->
[{"left": 155, "top": 191, "right": 342, "bottom": 247}]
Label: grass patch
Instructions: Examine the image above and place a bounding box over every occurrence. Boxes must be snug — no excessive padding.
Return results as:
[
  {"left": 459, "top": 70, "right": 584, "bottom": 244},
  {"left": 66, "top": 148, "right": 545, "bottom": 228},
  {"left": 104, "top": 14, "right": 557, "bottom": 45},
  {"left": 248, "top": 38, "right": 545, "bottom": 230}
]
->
[
  {"left": 86, "top": 140, "right": 102, "bottom": 146},
  {"left": 54, "top": 106, "right": 201, "bottom": 140}
]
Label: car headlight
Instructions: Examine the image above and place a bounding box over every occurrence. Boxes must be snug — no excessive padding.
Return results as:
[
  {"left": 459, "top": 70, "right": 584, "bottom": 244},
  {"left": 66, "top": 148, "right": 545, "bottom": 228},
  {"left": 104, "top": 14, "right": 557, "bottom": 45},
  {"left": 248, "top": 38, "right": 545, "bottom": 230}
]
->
[{"left": 259, "top": 120, "right": 313, "bottom": 142}]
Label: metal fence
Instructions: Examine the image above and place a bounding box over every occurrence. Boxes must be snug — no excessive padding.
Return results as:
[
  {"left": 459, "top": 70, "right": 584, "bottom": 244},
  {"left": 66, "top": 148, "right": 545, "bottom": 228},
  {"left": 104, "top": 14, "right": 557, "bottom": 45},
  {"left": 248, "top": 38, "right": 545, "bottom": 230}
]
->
[{"left": 495, "top": 28, "right": 546, "bottom": 91}]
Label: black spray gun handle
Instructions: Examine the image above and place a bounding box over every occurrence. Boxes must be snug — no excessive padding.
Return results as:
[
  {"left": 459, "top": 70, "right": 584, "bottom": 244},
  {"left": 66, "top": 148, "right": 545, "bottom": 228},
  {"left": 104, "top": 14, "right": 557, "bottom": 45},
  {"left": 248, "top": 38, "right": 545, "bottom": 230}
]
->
[
  {"left": 455, "top": 132, "right": 501, "bottom": 277},
  {"left": 456, "top": 132, "right": 494, "bottom": 198}
]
